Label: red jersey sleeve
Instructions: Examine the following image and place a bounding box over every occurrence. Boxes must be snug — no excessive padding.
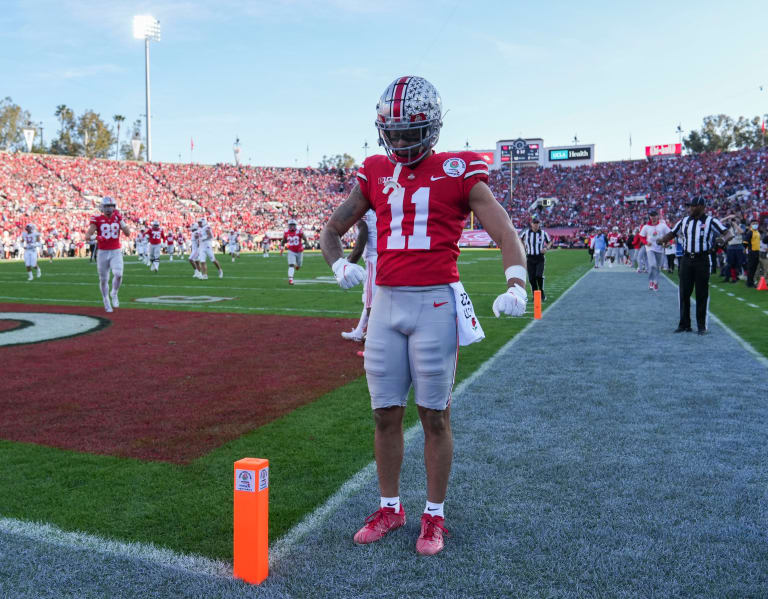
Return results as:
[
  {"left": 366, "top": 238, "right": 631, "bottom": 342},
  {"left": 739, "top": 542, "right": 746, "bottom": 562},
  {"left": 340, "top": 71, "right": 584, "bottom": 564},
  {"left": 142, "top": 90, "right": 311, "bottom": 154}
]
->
[
  {"left": 460, "top": 152, "right": 490, "bottom": 198},
  {"left": 356, "top": 162, "right": 370, "bottom": 200}
]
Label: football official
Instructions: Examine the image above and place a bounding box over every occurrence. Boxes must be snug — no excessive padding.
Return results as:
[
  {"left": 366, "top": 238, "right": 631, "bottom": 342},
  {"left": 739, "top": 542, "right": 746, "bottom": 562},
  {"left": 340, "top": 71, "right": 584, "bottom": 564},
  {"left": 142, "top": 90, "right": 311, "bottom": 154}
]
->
[
  {"left": 521, "top": 215, "right": 552, "bottom": 300},
  {"left": 659, "top": 196, "right": 732, "bottom": 335}
]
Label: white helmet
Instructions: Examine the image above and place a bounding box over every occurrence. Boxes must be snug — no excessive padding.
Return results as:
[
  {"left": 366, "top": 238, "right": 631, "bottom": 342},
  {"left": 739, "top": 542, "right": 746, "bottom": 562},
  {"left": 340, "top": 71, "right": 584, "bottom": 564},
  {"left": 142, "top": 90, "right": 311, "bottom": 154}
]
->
[
  {"left": 287, "top": 219, "right": 297, "bottom": 230},
  {"left": 190, "top": 223, "right": 198, "bottom": 231},
  {"left": 198, "top": 217, "right": 207, "bottom": 226},
  {"left": 612, "top": 226, "right": 619, "bottom": 232},
  {"left": 152, "top": 220, "right": 160, "bottom": 227},
  {"left": 375, "top": 76, "right": 442, "bottom": 166},
  {"left": 100, "top": 196, "right": 116, "bottom": 215},
  {"left": 25, "top": 223, "right": 35, "bottom": 232}
]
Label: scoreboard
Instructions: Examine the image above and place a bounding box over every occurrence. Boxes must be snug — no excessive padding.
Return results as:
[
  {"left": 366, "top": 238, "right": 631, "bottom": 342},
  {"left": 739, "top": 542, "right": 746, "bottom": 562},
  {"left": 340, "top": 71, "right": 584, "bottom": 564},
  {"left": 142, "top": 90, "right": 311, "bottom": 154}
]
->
[{"left": 498, "top": 138, "right": 541, "bottom": 164}]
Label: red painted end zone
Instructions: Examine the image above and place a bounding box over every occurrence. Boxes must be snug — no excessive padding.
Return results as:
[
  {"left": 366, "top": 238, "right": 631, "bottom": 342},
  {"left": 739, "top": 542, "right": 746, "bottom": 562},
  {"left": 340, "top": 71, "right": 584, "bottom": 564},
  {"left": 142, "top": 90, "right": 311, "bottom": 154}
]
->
[{"left": 0, "top": 303, "right": 363, "bottom": 464}]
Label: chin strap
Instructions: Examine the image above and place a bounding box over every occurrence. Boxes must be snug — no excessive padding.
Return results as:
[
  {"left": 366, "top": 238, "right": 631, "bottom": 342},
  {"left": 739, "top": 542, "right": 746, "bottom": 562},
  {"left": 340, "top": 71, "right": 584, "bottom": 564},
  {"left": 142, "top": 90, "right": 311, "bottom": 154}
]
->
[{"left": 382, "top": 163, "right": 403, "bottom": 194}]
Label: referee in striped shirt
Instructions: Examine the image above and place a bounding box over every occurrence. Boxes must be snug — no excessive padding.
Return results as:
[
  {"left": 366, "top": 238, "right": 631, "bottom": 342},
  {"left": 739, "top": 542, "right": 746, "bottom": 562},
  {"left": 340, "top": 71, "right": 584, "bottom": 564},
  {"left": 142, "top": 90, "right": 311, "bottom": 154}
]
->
[
  {"left": 521, "top": 215, "right": 552, "bottom": 300},
  {"left": 659, "top": 196, "right": 732, "bottom": 335}
]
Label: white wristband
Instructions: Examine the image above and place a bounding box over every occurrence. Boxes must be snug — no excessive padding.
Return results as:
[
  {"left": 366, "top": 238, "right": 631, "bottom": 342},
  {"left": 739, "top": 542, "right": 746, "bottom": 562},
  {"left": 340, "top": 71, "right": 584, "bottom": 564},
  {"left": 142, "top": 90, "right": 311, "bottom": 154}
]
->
[{"left": 505, "top": 265, "right": 527, "bottom": 283}]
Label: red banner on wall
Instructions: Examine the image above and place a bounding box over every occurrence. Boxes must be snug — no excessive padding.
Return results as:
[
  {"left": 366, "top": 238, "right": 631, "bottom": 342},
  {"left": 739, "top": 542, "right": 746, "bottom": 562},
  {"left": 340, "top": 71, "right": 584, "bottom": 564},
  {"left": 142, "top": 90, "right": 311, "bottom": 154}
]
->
[{"left": 645, "top": 143, "right": 681, "bottom": 157}]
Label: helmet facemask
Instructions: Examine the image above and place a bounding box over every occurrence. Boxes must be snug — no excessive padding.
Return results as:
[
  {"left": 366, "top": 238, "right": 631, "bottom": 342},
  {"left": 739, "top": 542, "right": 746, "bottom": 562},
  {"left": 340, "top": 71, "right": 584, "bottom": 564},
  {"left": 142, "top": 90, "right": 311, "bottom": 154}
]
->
[{"left": 375, "top": 76, "right": 442, "bottom": 167}]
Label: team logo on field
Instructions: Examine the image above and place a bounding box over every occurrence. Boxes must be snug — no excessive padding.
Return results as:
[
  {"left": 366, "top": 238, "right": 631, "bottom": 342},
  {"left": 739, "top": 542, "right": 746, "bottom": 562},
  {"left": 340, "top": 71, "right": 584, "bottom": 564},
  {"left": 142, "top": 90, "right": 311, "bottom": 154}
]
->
[
  {"left": 443, "top": 158, "right": 466, "bottom": 177},
  {"left": 135, "top": 296, "right": 234, "bottom": 304},
  {"left": 0, "top": 312, "right": 108, "bottom": 347}
]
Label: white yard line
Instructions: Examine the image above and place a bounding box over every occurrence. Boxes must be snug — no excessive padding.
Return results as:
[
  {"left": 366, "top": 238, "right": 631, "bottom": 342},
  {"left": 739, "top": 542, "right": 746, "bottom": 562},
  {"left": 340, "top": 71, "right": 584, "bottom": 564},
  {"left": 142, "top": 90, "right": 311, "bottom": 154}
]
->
[{"left": 0, "top": 517, "right": 231, "bottom": 578}]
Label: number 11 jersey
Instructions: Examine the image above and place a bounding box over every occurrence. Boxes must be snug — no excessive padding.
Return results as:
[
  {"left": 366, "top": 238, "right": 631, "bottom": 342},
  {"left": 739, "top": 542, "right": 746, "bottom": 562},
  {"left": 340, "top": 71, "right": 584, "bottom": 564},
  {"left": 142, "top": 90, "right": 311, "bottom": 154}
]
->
[{"left": 356, "top": 151, "right": 489, "bottom": 286}]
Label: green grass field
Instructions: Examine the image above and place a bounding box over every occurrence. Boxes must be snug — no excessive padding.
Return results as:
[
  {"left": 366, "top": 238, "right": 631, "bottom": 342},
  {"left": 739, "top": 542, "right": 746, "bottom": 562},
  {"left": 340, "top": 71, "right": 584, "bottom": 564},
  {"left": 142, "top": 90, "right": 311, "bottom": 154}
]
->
[
  {"left": 0, "top": 249, "right": 589, "bottom": 560},
  {"left": 1, "top": 249, "right": 766, "bottom": 564}
]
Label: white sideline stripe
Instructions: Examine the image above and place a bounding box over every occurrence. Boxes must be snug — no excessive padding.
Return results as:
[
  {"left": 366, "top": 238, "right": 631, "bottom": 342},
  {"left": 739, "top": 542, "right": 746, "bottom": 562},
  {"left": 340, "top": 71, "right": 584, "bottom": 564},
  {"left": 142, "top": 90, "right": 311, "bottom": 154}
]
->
[
  {"left": 661, "top": 276, "right": 768, "bottom": 369},
  {"left": 0, "top": 516, "right": 231, "bottom": 578},
  {"left": 268, "top": 266, "right": 592, "bottom": 568},
  {"left": 0, "top": 266, "right": 592, "bottom": 578},
  {"left": 748, "top": 303, "right": 759, "bottom": 308}
]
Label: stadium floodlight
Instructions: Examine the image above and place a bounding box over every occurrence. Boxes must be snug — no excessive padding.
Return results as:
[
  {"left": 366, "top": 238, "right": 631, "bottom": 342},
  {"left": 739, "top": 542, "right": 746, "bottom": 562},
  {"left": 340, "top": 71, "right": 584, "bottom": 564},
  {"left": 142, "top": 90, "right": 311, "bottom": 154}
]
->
[{"left": 133, "top": 15, "right": 160, "bottom": 162}]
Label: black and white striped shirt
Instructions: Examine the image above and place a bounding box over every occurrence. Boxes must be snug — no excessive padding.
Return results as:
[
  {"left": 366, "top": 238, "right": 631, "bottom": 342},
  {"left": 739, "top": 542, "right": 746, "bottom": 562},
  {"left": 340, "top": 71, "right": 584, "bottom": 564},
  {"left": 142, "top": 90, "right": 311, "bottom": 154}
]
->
[
  {"left": 521, "top": 228, "right": 551, "bottom": 256},
  {"left": 670, "top": 215, "right": 726, "bottom": 254}
]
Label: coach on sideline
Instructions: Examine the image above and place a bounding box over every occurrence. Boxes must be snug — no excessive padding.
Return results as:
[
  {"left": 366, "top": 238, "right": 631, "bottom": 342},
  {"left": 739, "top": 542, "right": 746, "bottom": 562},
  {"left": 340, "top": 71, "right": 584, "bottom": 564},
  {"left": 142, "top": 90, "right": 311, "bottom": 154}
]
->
[
  {"left": 659, "top": 196, "right": 732, "bottom": 335},
  {"left": 520, "top": 215, "right": 552, "bottom": 300}
]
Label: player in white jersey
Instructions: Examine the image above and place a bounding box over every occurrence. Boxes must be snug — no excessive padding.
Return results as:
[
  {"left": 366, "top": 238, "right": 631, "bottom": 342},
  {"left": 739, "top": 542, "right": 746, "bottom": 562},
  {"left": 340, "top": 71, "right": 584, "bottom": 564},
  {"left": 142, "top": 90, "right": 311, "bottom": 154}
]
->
[
  {"left": 196, "top": 217, "right": 223, "bottom": 279},
  {"left": 226, "top": 229, "right": 240, "bottom": 262},
  {"left": 341, "top": 209, "right": 378, "bottom": 343},
  {"left": 188, "top": 223, "right": 202, "bottom": 278},
  {"left": 21, "top": 224, "right": 42, "bottom": 280},
  {"left": 261, "top": 235, "right": 270, "bottom": 257}
]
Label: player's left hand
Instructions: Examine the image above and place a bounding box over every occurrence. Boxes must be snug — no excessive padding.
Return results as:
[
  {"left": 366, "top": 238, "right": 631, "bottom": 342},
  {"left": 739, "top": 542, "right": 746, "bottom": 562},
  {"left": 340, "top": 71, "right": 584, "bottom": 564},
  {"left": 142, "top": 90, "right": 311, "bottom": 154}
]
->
[
  {"left": 492, "top": 284, "right": 527, "bottom": 317},
  {"left": 332, "top": 258, "right": 365, "bottom": 290}
]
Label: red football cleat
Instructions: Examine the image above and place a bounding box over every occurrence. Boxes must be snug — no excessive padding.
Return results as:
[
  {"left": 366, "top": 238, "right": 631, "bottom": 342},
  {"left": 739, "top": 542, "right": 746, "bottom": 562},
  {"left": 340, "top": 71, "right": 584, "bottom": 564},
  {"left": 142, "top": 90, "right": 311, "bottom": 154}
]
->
[
  {"left": 416, "top": 513, "right": 448, "bottom": 556},
  {"left": 353, "top": 505, "right": 405, "bottom": 544}
]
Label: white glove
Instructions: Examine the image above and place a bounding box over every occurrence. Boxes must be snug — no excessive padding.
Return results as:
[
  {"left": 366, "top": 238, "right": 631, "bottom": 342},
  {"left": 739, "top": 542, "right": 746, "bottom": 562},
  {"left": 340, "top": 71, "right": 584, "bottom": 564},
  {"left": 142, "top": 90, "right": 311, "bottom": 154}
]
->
[
  {"left": 492, "top": 285, "right": 527, "bottom": 317},
  {"left": 332, "top": 258, "right": 366, "bottom": 290}
]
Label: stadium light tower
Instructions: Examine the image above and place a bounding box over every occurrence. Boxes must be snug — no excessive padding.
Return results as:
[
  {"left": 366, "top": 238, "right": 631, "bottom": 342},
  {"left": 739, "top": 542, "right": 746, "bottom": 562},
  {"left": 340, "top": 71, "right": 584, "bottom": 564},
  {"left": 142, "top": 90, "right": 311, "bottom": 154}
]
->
[{"left": 133, "top": 15, "right": 160, "bottom": 162}]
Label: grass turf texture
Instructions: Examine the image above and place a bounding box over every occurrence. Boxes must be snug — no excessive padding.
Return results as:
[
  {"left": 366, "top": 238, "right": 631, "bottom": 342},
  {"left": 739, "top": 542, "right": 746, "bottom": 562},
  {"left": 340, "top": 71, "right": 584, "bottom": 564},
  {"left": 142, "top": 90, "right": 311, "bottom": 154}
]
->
[
  {"left": 0, "top": 250, "right": 588, "bottom": 560},
  {"left": 664, "top": 269, "right": 768, "bottom": 357}
]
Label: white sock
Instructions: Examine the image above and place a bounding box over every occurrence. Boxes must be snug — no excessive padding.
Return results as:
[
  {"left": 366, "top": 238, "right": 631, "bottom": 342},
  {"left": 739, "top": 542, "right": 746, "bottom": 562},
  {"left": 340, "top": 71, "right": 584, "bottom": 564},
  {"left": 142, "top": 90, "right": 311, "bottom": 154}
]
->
[
  {"left": 380, "top": 496, "right": 400, "bottom": 512},
  {"left": 99, "top": 279, "right": 110, "bottom": 303},
  {"left": 424, "top": 501, "right": 444, "bottom": 518},
  {"left": 288, "top": 266, "right": 295, "bottom": 279}
]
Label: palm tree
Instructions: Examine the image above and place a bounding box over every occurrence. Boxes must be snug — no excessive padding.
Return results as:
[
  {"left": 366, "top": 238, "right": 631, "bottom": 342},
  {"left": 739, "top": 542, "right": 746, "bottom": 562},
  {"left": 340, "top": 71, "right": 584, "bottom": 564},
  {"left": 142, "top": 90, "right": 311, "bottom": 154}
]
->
[{"left": 113, "top": 114, "right": 125, "bottom": 160}]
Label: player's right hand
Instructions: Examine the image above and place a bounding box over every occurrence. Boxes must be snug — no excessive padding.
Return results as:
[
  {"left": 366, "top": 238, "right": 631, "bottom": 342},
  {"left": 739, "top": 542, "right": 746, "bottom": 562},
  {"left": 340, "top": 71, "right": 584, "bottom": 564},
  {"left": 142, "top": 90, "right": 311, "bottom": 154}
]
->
[
  {"left": 492, "top": 284, "right": 527, "bottom": 317},
  {"left": 332, "top": 258, "right": 365, "bottom": 290}
]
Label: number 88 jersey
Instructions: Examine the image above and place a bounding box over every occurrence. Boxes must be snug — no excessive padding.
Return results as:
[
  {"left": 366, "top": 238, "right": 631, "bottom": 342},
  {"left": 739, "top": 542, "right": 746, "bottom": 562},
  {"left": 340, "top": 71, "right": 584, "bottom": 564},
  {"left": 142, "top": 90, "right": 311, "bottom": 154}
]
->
[
  {"left": 90, "top": 211, "right": 125, "bottom": 250},
  {"left": 356, "top": 151, "right": 489, "bottom": 286}
]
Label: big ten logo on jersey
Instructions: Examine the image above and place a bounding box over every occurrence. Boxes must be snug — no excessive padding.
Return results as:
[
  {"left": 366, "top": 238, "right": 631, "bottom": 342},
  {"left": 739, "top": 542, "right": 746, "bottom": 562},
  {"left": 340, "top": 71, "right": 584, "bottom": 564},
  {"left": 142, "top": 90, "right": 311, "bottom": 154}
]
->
[{"left": 100, "top": 223, "right": 120, "bottom": 239}]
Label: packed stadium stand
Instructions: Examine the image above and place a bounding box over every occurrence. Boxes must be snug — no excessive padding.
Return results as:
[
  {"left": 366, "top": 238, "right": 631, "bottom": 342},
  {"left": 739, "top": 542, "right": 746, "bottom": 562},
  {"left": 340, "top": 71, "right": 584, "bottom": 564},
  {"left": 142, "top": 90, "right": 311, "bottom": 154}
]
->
[{"left": 1, "top": 148, "right": 766, "bottom": 251}]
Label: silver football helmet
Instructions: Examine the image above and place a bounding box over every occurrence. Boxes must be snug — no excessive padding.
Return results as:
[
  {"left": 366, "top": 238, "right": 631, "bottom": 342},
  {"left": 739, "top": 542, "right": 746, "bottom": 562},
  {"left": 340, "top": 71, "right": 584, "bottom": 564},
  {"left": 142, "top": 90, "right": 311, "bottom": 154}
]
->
[
  {"left": 100, "top": 196, "right": 116, "bottom": 215},
  {"left": 375, "top": 76, "right": 442, "bottom": 166}
]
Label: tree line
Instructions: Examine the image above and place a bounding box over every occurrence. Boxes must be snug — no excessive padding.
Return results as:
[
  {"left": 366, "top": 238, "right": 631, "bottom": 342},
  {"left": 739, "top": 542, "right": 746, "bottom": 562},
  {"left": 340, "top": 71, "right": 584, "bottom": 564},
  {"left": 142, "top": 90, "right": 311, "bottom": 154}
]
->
[
  {"left": 683, "top": 114, "right": 767, "bottom": 153},
  {"left": 0, "top": 97, "right": 145, "bottom": 160}
]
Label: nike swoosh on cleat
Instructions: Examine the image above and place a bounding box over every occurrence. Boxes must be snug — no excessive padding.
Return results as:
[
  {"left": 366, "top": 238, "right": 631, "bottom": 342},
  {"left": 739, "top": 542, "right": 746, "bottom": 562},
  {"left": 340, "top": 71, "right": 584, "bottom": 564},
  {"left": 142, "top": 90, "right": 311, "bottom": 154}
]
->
[
  {"left": 386, "top": 502, "right": 397, "bottom": 507},
  {"left": 430, "top": 176, "right": 446, "bottom": 181},
  {"left": 426, "top": 507, "right": 439, "bottom": 511},
  {"left": 433, "top": 301, "right": 448, "bottom": 308}
]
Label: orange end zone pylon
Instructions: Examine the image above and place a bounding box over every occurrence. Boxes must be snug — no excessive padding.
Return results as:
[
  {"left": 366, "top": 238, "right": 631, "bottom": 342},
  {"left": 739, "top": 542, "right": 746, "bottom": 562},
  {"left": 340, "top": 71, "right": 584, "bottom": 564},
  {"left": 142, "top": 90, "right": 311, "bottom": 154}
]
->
[
  {"left": 757, "top": 276, "right": 767, "bottom": 291},
  {"left": 533, "top": 290, "right": 542, "bottom": 320},
  {"left": 234, "top": 457, "right": 269, "bottom": 584}
]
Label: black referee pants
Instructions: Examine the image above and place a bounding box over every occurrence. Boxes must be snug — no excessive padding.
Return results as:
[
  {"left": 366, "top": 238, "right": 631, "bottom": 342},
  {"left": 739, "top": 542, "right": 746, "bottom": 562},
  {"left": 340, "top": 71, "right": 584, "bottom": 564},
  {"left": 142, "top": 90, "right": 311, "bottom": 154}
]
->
[
  {"left": 527, "top": 255, "right": 545, "bottom": 297},
  {"left": 678, "top": 255, "right": 710, "bottom": 331}
]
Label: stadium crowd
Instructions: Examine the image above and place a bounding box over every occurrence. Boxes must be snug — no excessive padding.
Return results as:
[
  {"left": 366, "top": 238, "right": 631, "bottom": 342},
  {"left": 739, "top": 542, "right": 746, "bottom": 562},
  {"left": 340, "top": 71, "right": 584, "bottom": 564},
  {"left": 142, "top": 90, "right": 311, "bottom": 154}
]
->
[{"left": 1, "top": 148, "right": 766, "bottom": 270}]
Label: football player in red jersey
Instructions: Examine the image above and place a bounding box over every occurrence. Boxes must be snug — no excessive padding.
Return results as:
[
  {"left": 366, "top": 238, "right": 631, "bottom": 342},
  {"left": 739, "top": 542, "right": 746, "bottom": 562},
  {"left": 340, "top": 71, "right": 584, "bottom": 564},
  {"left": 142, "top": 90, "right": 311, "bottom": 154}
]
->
[
  {"left": 320, "top": 76, "right": 528, "bottom": 556},
  {"left": 281, "top": 219, "right": 308, "bottom": 284},
  {"left": 85, "top": 197, "right": 131, "bottom": 312},
  {"left": 147, "top": 221, "right": 165, "bottom": 272}
]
